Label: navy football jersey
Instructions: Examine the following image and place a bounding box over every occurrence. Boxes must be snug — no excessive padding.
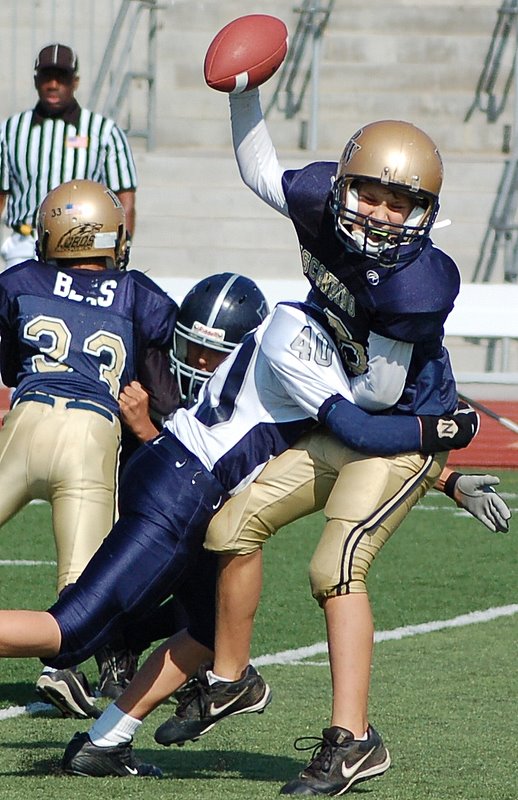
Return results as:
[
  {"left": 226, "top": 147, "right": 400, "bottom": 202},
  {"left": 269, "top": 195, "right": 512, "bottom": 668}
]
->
[
  {"left": 0, "top": 261, "right": 177, "bottom": 415},
  {"left": 281, "top": 162, "right": 460, "bottom": 415}
]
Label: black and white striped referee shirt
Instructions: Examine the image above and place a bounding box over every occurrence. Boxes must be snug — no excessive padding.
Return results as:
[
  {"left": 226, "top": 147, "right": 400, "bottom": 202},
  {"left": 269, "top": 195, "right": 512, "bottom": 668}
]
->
[{"left": 0, "top": 105, "right": 137, "bottom": 229}]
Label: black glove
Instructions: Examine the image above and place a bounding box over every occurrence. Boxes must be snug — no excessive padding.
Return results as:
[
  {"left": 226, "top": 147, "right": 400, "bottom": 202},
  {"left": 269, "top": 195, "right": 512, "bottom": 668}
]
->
[{"left": 419, "top": 401, "right": 480, "bottom": 454}]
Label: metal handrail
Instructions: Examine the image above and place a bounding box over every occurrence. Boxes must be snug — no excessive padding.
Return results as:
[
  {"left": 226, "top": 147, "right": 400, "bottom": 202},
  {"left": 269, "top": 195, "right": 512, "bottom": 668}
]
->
[
  {"left": 265, "top": 0, "right": 335, "bottom": 150},
  {"left": 88, "top": 0, "right": 162, "bottom": 150},
  {"left": 468, "top": 1, "right": 518, "bottom": 282},
  {"left": 465, "top": 0, "right": 518, "bottom": 123},
  {"left": 472, "top": 158, "right": 518, "bottom": 282},
  {"left": 88, "top": 1, "right": 132, "bottom": 111}
]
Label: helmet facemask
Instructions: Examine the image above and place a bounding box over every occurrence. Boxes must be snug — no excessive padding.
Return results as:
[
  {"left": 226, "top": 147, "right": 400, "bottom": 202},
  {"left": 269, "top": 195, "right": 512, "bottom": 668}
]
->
[
  {"left": 172, "top": 320, "right": 235, "bottom": 405},
  {"left": 332, "top": 178, "right": 437, "bottom": 265}
]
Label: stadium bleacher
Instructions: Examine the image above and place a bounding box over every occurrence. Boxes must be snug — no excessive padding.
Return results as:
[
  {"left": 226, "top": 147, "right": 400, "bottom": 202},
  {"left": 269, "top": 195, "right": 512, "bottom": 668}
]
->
[{"left": 0, "top": 0, "right": 517, "bottom": 464}]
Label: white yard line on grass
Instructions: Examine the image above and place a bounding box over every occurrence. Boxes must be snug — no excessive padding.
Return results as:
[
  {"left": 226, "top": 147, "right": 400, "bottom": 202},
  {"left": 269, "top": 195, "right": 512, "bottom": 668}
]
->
[
  {"left": 0, "top": 702, "right": 51, "bottom": 719},
  {"left": 1, "top": 602, "right": 517, "bottom": 721},
  {"left": 254, "top": 603, "right": 518, "bottom": 666},
  {"left": 0, "top": 560, "right": 56, "bottom": 566}
]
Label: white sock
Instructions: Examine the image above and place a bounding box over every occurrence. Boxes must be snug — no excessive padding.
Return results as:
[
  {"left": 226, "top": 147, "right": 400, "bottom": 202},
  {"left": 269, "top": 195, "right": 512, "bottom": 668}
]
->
[
  {"left": 88, "top": 703, "right": 142, "bottom": 747},
  {"left": 206, "top": 669, "right": 234, "bottom": 686},
  {"left": 40, "top": 665, "right": 77, "bottom": 674},
  {"left": 40, "top": 666, "right": 57, "bottom": 675},
  {"left": 355, "top": 730, "right": 369, "bottom": 741}
]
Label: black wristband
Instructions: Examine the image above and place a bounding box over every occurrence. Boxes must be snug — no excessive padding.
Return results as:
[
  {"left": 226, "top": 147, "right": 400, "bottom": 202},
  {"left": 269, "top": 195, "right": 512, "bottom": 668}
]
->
[
  {"left": 419, "top": 412, "right": 478, "bottom": 454},
  {"left": 443, "top": 471, "right": 462, "bottom": 499}
]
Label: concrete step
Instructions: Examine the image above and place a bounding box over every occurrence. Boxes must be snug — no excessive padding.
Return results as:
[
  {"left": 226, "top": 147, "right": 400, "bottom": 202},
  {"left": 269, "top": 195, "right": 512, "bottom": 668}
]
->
[
  {"left": 147, "top": 105, "right": 509, "bottom": 162},
  {"left": 154, "top": 0, "right": 510, "bottom": 156},
  {"left": 129, "top": 149, "right": 504, "bottom": 285},
  {"left": 322, "top": 1, "right": 498, "bottom": 33},
  {"left": 0, "top": 0, "right": 511, "bottom": 290}
]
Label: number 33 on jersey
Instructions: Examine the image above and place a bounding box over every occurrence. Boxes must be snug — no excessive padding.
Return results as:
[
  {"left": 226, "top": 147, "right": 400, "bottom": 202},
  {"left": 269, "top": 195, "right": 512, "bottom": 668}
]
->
[{"left": 0, "top": 260, "right": 177, "bottom": 416}]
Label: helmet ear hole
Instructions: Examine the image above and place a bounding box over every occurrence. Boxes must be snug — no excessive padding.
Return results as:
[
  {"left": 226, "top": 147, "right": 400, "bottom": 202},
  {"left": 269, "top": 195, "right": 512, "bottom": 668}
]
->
[{"left": 36, "top": 230, "right": 49, "bottom": 262}]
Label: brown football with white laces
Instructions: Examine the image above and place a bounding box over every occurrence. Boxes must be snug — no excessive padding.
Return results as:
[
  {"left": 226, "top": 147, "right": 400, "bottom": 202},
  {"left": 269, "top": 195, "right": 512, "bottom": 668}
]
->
[{"left": 204, "top": 14, "right": 288, "bottom": 94}]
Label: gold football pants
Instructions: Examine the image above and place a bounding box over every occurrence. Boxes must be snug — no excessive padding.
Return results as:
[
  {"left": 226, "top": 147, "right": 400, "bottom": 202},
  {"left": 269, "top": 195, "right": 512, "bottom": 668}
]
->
[
  {"left": 0, "top": 395, "right": 121, "bottom": 593},
  {"left": 205, "top": 428, "right": 446, "bottom": 602}
]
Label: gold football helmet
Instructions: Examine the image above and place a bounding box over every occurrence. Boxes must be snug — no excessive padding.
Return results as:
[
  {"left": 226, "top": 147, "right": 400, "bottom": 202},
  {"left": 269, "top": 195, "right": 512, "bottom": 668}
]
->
[
  {"left": 36, "top": 179, "right": 128, "bottom": 269},
  {"left": 330, "top": 120, "right": 443, "bottom": 264}
]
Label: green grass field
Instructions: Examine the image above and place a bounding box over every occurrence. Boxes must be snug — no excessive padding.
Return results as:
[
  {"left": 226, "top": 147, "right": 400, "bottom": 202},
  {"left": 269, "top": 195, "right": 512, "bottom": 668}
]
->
[{"left": 0, "top": 471, "right": 517, "bottom": 800}]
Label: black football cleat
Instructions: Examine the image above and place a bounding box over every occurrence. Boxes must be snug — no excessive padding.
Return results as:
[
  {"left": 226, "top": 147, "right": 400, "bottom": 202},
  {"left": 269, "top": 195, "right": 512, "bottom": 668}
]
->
[
  {"left": 154, "top": 663, "right": 272, "bottom": 746},
  {"left": 36, "top": 669, "right": 101, "bottom": 719},
  {"left": 94, "top": 644, "right": 139, "bottom": 700},
  {"left": 62, "top": 731, "right": 162, "bottom": 778},
  {"left": 280, "top": 724, "right": 391, "bottom": 795}
]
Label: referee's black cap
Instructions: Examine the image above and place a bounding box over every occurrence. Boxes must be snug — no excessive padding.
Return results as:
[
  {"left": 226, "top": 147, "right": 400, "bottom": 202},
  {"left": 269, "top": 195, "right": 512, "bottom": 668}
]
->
[{"left": 34, "top": 44, "right": 79, "bottom": 76}]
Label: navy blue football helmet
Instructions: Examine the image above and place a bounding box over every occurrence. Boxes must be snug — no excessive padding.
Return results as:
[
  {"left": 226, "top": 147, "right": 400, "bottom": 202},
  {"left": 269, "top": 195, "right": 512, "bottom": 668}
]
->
[{"left": 172, "top": 272, "right": 269, "bottom": 404}]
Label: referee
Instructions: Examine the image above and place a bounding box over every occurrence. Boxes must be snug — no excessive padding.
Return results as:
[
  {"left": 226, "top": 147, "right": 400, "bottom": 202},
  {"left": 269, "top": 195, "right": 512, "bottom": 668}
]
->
[{"left": 0, "top": 43, "right": 138, "bottom": 269}]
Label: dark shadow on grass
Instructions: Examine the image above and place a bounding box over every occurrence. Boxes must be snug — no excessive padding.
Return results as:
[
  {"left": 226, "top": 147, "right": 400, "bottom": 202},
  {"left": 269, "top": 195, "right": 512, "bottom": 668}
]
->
[
  {"left": 0, "top": 742, "right": 303, "bottom": 782},
  {"left": 348, "top": 784, "right": 383, "bottom": 795},
  {"left": 0, "top": 741, "right": 392, "bottom": 794},
  {"left": 0, "top": 681, "right": 40, "bottom": 707},
  {"left": 146, "top": 747, "right": 304, "bottom": 781}
]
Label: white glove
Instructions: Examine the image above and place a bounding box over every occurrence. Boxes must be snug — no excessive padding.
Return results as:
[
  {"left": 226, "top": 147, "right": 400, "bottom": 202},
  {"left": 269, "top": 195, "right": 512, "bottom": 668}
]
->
[{"left": 454, "top": 474, "right": 511, "bottom": 533}]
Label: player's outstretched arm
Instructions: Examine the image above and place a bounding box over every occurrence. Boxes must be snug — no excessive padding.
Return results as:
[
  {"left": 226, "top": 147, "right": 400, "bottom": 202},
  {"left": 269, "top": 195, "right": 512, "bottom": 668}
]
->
[
  {"left": 204, "top": 14, "right": 288, "bottom": 214},
  {"left": 436, "top": 467, "right": 511, "bottom": 532},
  {"left": 229, "top": 89, "right": 288, "bottom": 215}
]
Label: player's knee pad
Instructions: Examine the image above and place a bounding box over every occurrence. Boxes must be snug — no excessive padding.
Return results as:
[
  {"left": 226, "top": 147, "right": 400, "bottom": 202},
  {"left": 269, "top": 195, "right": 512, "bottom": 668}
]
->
[
  {"left": 308, "top": 517, "right": 371, "bottom": 605},
  {"left": 308, "top": 453, "right": 446, "bottom": 605}
]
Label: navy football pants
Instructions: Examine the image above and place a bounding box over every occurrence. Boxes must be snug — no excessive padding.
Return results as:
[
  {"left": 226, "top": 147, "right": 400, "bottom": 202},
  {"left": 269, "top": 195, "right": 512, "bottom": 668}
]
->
[{"left": 45, "top": 431, "right": 225, "bottom": 669}]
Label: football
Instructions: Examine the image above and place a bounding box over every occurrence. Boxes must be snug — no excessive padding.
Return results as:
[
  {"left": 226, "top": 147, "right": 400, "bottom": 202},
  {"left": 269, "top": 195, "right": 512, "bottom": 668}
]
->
[{"left": 204, "top": 14, "right": 288, "bottom": 94}]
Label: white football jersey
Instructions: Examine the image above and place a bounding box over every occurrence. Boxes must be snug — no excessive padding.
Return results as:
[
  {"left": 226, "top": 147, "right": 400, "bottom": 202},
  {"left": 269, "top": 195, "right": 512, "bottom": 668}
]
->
[{"left": 166, "top": 303, "right": 354, "bottom": 495}]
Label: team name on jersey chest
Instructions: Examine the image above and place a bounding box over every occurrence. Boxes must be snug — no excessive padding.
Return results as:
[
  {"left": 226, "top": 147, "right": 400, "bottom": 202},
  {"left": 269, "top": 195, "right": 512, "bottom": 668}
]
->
[{"left": 300, "top": 247, "right": 356, "bottom": 317}]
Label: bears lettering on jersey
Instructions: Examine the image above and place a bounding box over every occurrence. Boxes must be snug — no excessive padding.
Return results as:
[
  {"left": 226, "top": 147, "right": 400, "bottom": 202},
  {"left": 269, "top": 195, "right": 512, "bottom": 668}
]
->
[
  {"left": 53, "top": 270, "right": 117, "bottom": 306},
  {"left": 0, "top": 260, "right": 177, "bottom": 416}
]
